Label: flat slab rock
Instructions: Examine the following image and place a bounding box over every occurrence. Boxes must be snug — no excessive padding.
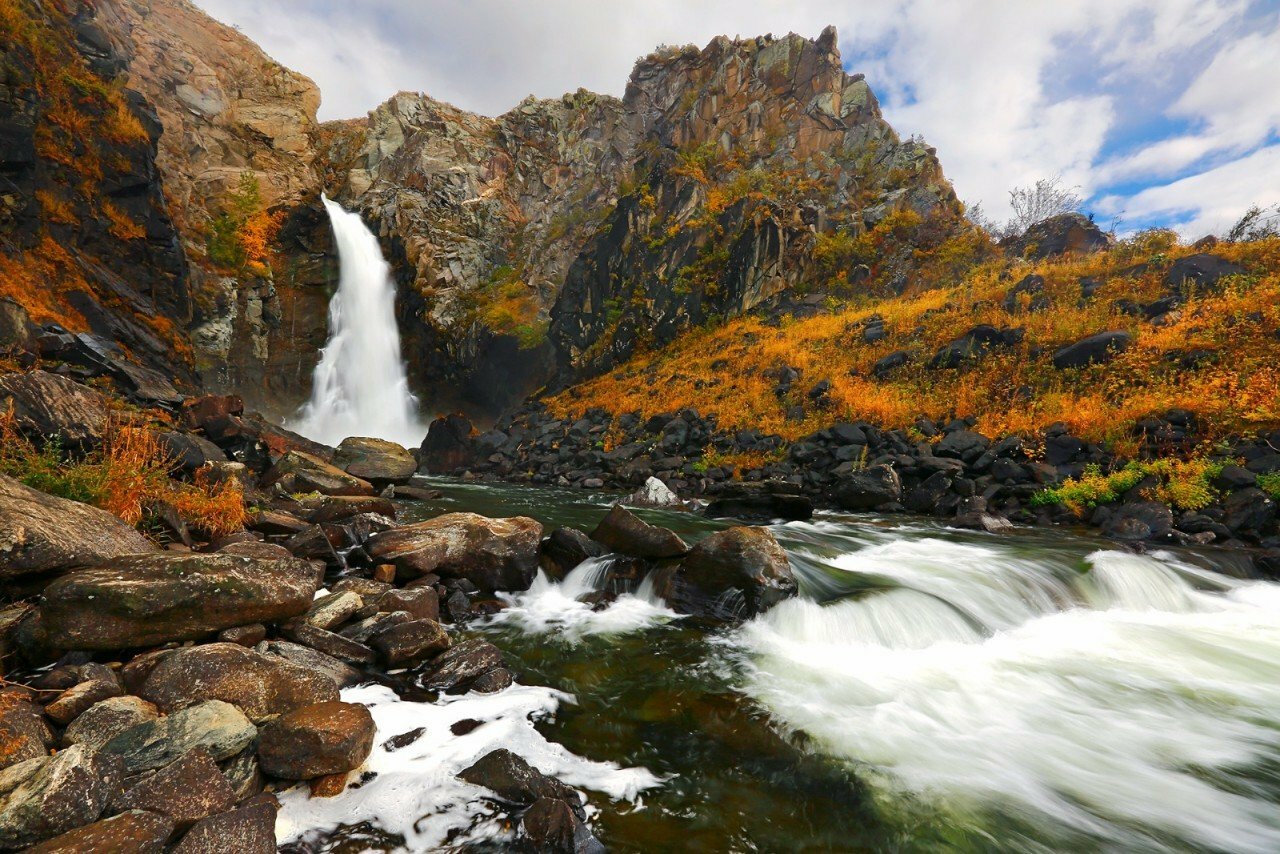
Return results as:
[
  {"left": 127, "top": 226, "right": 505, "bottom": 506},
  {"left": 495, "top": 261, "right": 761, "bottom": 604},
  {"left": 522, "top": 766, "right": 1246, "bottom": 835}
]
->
[
  {"left": 367, "top": 512, "right": 542, "bottom": 593},
  {"left": 138, "top": 643, "right": 338, "bottom": 723},
  {"left": 0, "top": 474, "right": 157, "bottom": 579},
  {"left": 38, "top": 553, "right": 319, "bottom": 649}
]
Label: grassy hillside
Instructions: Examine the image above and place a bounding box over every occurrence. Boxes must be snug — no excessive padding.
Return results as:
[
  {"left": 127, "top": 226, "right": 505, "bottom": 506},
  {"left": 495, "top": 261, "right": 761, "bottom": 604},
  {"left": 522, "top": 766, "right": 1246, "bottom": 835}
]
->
[{"left": 545, "top": 231, "right": 1280, "bottom": 456}]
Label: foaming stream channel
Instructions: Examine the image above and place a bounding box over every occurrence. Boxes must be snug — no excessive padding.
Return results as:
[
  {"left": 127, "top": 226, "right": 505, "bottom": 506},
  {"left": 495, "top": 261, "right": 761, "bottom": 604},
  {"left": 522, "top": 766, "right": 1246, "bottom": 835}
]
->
[{"left": 738, "top": 531, "right": 1280, "bottom": 852}]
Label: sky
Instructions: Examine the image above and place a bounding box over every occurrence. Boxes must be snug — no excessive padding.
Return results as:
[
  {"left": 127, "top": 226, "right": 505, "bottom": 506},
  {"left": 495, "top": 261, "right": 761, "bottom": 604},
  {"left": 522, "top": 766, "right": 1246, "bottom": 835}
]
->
[{"left": 193, "top": 0, "right": 1280, "bottom": 237}]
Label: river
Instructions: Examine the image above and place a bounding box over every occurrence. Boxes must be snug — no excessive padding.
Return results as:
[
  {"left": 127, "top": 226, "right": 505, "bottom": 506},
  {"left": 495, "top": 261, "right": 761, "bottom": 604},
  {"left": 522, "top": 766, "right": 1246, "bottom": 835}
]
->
[{"left": 279, "top": 478, "right": 1280, "bottom": 853}]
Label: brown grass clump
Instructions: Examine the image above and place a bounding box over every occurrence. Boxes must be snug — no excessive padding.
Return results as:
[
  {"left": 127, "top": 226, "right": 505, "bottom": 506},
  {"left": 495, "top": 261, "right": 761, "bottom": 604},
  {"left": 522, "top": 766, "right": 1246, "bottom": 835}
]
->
[{"left": 547, "top": 236, "right": 1280, "bottom": 446}]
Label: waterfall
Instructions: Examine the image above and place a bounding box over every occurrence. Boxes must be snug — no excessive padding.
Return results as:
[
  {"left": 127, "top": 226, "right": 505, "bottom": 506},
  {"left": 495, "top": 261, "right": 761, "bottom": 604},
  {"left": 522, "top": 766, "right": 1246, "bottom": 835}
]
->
[{"left": 291, "top": 196, "right": 426, "bottom": 448}]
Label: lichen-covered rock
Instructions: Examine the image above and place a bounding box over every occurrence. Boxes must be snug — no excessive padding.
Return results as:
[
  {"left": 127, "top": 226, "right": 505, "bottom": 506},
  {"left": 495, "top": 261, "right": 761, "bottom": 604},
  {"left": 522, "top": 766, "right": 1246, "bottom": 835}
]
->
[
  {"left": 138, "top": 643, "right": 338, "bottom": 723},
  {"left": 38, "top": 554, "right": 318, "bottom": 649},
  {"left": 170, "top": 798, "right": 277, "bottom": 854},
  {"left": 334, "top": 437, "right": 417, "bottom": 483},
  {"left": 0, "top": 475, "right": 157, "bottom": 579},
  {"left": 24, "top": 809, "right": 174, "bottom": 854},
  {"left": 367, "top": 512, "right": 543, "bottom": 593},
  {"left": 256, "top": 701, "right": 375, "bottom": 780},
  {"left": 0, "top": 696, "right": 53, "bottom": 771},
  {"left": 112, "top": 747, "right": 237, "bottom": 829},
  {"left": 0, "top": 371, "right": 111, "bottom": 452},
  {"left": 100, "top": 700, "right": 257, "bottom": 775},
  {"left": 0, "top": 744, "right": 123, "bottom": 848},
  {"left": 61, "top": 696, "right": 159, "bottom": 751}
]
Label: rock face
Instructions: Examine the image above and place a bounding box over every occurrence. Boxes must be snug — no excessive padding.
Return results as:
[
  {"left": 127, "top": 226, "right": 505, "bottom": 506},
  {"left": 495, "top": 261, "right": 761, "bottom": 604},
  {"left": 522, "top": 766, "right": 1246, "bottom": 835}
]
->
[
  {"left": 367, "top": 513, "right": 543, "bottom": 593},
  {"left": 321, "top": 27, "right": 960, "bottom": 414},
  {"left": 0, "top": 475, "right": 157, "bottom": 579},
  {"left": 660, "top": 527, "right": 798, "bottom": 619},
  {"left": 38, "top": 554, "right": 318, "bottom": 649}
]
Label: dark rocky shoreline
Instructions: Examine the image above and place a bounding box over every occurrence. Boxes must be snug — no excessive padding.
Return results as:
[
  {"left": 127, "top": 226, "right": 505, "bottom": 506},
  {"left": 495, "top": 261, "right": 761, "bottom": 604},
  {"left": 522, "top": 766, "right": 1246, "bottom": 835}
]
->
[{"left": 428, "top": 403, "right": 1280, "bottom": 577}]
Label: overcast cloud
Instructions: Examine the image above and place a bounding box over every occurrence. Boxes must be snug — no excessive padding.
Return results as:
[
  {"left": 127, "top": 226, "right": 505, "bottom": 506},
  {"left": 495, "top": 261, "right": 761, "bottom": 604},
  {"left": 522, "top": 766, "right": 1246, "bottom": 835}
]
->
[{"left": 193, "top": 0, "right": 1280, "bottom": 236}]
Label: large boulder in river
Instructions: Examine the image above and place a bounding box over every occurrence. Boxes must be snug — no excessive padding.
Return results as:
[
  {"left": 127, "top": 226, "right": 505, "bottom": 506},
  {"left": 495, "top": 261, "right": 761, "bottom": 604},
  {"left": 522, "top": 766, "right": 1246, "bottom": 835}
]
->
[
  {"left": 659, "top": 527, "right": 797, "bottom": 619},
  {"left": 1051, "top": 331, "right": 1132, "bottom": 369},
  {"left": 38, "top": 554, "right": 318, "bottom": 649},
  {"left": 590, "top": 505, "right": 689, "bottom": 559},
  {"left": 0, "top": 475, "right": 157, "bottom": 579},
  {"left": 418, "top": 414, "right": 475, "bottom": 474},
  {"left": 367, "top": 512, "right": 542, "bottom": 593},
  {"left": 333, "top": 437, "right": 417, "bottom": 484},
  {"left": 0, "top": 371, "right": 110, "bottom": 451},
  {"left": 138, "top": 643, "right": 339, "bottom": 723},
  {"left": 262, "top": 451, "right": 374, "bottom": 497},
  {"left": 256, "top": 701, "right": 375, "bottom": 780}
]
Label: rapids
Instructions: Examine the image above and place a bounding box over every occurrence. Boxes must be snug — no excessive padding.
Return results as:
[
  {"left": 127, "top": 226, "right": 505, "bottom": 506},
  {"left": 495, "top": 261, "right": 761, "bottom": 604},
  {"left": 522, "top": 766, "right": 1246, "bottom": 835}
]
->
[{"left": 278, "top": 480, "right": 1280, "bottom": 852}]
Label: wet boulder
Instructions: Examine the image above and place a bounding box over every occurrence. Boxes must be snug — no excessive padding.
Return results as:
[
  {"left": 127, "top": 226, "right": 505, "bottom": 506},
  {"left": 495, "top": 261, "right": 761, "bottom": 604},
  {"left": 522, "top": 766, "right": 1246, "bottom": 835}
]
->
[
  {"left": 367, "top": 512, "right": 543, "bottom": 593},
  {"left": 261, "top": 451, "right": 375, "bottom": 497},
  {"left": 1052, "top": 331, "right": 1132, "bottom": 369},
  {"left": 333, "top": 437, "right": 417, "bottom": 485},
  {"left": 101, "top": 700, "right": 257, "bottom": 775},
  {"left": 138, "top": 643, "right": 339, "bottom": 723},
  {"left": 0, "top": 475, "right": 157, "bottom": 579},
  {"left": 418, "top": 414, "right": 474, "bottom": 474},
  {"left": 255, "top": 640, "right": 364, "bottom": 690},
  {"left": 38, "top": 554, "right": 318, "bottom": 649},
  {"left": 704, "top": 482, "right": 813, "bottom": 523},
  {"left": 0, "top": 371, "right": 110, "bottom": 451},
  {"left": 521, "top": 796, "right": 606, "bottom": 854},
  {"left": 0, "top": 744, "right": 123, "bottom": 849},
  {"left": 371, "top": 619, "right": 450, "bottom": 667},
  {"left": 459, "top": 749, "right": 582, "bottom": 813},
  {"left": 24, "top": 809, "right": 174, "bottom": 853},
  {"left": 539, "top": 528, "right": 606, "bottom": 581},
  {"left": 833, "top": 465, "right": 901, "bottom": 511},
  {"left": 590, "top": 505, "right": 689, "bottom": 559},
  {"left": 412, "top": 638, "right": 512, "bottom": 694},
  {"left": 660, "top": 527, "right": 798, "bottom": 620},
  {"left": 1102, "top": 501, "right": 1174, "bottom": 541},
  {"left": 378, "top": 587, "right": 440, "bottom": 622},
  {"left": 256, "top": 701, "right": 375, "bottom": 780}
]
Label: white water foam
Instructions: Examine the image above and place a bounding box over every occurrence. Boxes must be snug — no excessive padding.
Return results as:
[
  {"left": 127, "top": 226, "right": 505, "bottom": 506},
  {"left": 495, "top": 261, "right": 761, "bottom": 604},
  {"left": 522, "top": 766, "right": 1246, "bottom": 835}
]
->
[
  {"left": 490, "top": 558, "right": 681, "bottom": 641},
  {"left": 739, "top": 540, "right": 1280, "bottom": 852},
  {"left": 291, "top": 196, "right": 426, "bottom": 448},
  {"left": 275, "top": 683, "right": 661, "bottom": 850}
]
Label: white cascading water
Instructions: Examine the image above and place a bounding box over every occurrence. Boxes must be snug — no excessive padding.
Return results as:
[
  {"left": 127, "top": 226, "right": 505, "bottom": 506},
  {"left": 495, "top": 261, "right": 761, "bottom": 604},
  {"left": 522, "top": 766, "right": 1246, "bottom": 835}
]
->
[
  {"left": 291, "top": 196, "right": 426, "bottom": 448},
  {"left": 740, "top": 529, "right": 1280, "bottom": 852}
]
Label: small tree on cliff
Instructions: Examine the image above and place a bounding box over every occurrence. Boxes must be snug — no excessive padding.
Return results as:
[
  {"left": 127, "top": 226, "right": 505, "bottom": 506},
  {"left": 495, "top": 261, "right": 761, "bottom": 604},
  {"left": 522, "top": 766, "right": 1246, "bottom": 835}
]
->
[
  {"left": 206, "top": 173, "right": 283, "bottom": 276},
  {"left": 968, "top": 176, "right": 1085, "bottom": 240}
]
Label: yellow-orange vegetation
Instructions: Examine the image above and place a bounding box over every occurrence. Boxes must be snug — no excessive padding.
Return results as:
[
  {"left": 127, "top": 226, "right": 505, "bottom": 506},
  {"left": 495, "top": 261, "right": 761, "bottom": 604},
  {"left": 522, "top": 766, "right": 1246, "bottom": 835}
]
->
[
  {"left": 547, "top": 237, "right": 1280, "bottom": 449},
  {"left": 0, "top": 404, "right": 247, "bottom": 538}
]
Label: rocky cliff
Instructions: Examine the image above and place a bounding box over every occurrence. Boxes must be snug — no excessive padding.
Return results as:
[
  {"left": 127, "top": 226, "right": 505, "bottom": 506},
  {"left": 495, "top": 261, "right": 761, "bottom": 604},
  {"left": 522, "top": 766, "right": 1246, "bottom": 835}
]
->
[{"left": 325, "top": 26, "right": 962, "bottom": 413}]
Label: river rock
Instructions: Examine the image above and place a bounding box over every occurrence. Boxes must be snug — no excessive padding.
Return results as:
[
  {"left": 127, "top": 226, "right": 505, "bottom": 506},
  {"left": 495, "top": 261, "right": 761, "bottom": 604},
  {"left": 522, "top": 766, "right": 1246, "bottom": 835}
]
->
[
  {"left": 379, "top": 587, "right": 440, "bottom": 621},
  {"left": 833, "top": 465, "right": 901, "bottom": 510},
  {"left": 113, "top": 747, "right": 236, "bottom": 829},
  {"left": 333, "top": 437, "right": 417, "bottom": 484},
  {"left": 1102, "top": 501, "right": 1174, "bottom": 541},
  {"left": 459, "top": 749, "right": 581, "bottom": 812},
  {"left": 412, "top": 638, "right": 511, "bottom": 694},
  {"left": 372, "top": 618, "right": 450, "bottom": 667},
  {"left": 262, "top": 451, "right": 374, "bottom": 497},
  {"left": 590, "top": 505, "right": 689, "bottom": 558},
  {"left": 0, "top": 744, "right": 123, "bottom": 848},
  {"left": 624, "top": 477, "right": 683, "bottom": 508},
  {"left": 138, "top": 643, "right": 339, "bottom": 723},
  {"left": 170, "top": 798, "right": 277, "bottom": 854},
  {"left": 256, "top": 701, "right": 375, "bottom": 780},
  {"left": 281, "top": 623, "right": 376, "bottom": 665},
  {"left": 24, "top": 809, "right": 174, "bottom": 854},
  {"left": 62, "top": 696, "right": 159, "bottom": 750},
  {"left": 255, "top": 640, "right": 364, "bottom": 689},
  {"left": 367, "top": 512, "right": 543, "bottom": 593},
  {"left": 43, "top": 671, "right": 123, "bottom": 726},
  {"left": 38, "top": 554, "right": 318, "bottom": 649},
  {"left": 0, "top": 371, "right": 110, "bottom": 451},
  {"left": 101, "top": 700, "right": 257, "bottom": 775},
  {"left": 539, "top": 527, "right": 606, "bottom": 581},
  {"left": 662, "top": 527, "right": 797, "bottom": 619},
  {"left": 0, "top": 697, "right": 53, "bottom": 771},
  {"left": 302, "top": 592, "right": 364, "bottom": 631},
  {"left": 704, "top": 481, "right": 813, "bottom": 522},
  {"left": 305, "top": 495, "right": 397, "bottom": 524},
  {"left": 521, "top": 796, "right": 605, "bottom": 854},
  {"left": 0, "top": 475, "right": 157, "bottom": 579}
]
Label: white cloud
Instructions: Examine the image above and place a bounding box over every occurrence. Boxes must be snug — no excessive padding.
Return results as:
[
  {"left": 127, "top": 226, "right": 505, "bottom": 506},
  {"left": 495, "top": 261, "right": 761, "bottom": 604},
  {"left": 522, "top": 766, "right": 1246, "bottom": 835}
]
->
[{"left": 191, "top": 0, "right": 1278, "bottom": 232}]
